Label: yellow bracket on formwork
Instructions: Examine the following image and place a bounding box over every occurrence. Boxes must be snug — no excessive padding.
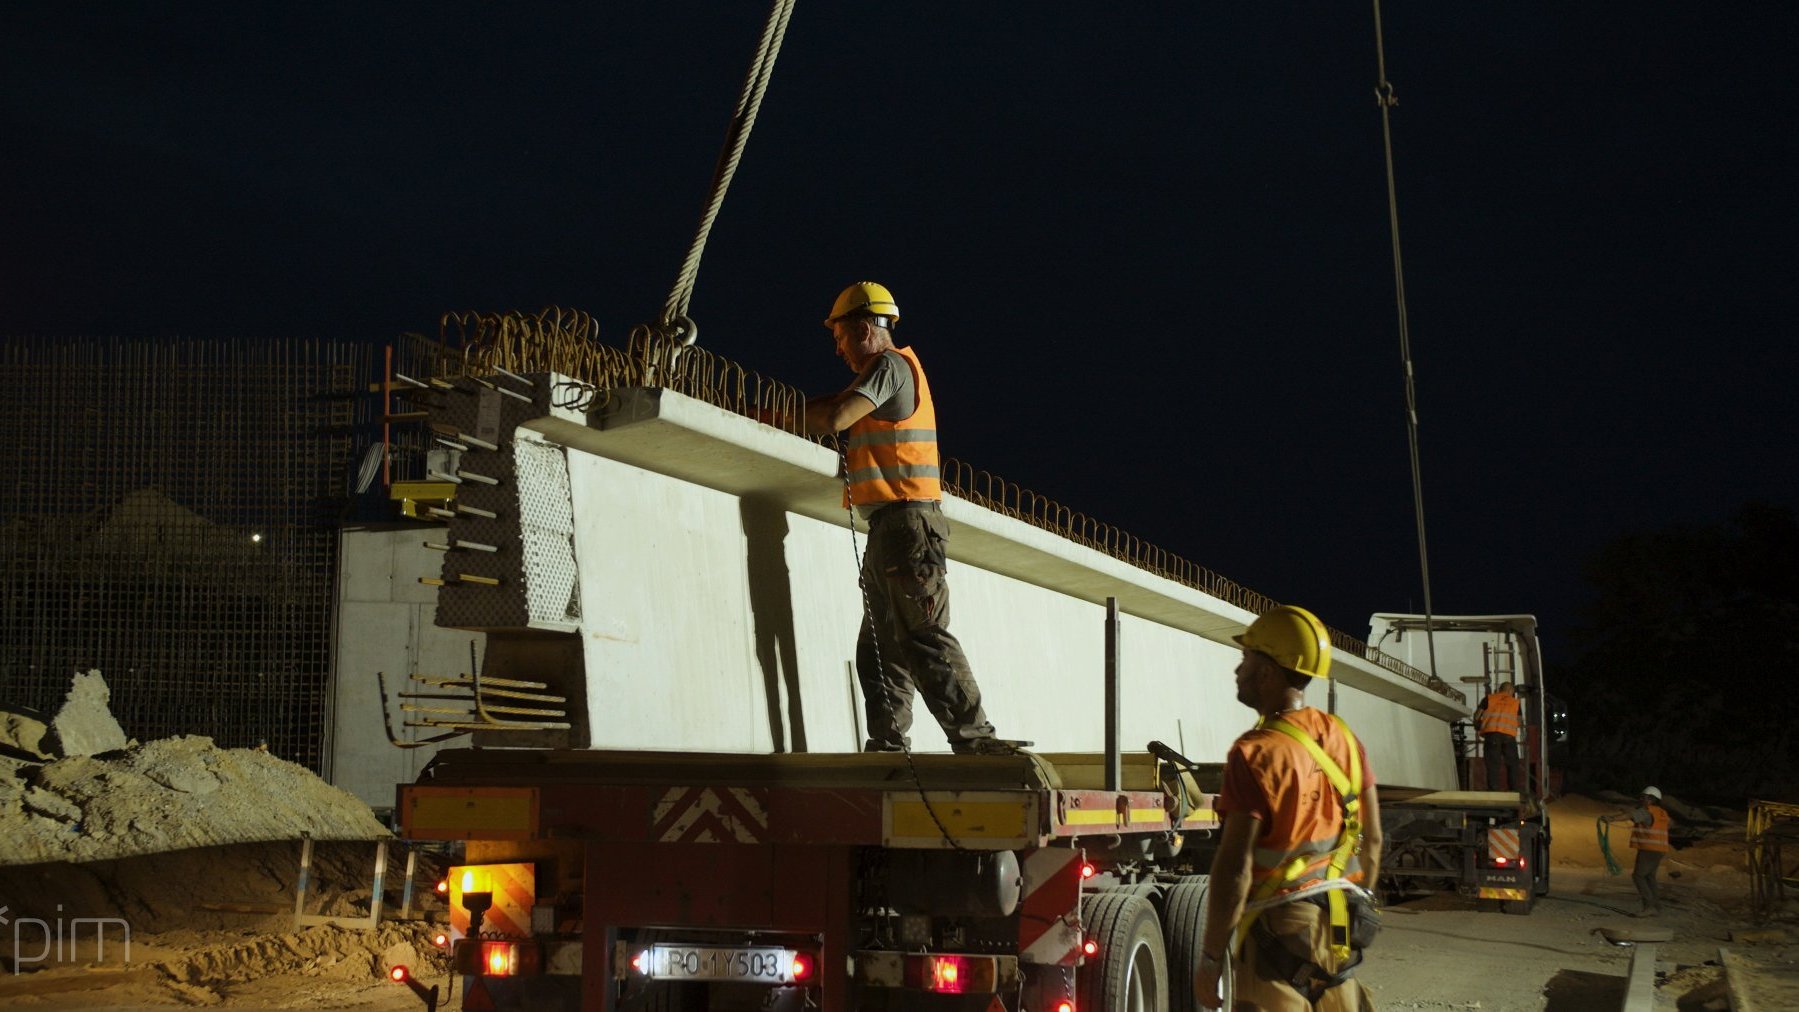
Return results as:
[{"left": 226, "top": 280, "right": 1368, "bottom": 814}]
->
[
  {"left": 391, "top": 480, "right": 457, "bottom": 520},
  {"left": 1747, "top": 798, "right": 1799, "bottom": 921}
]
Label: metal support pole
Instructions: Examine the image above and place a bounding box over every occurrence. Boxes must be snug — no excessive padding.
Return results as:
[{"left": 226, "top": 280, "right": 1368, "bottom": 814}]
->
[
  {"left": 292, "top": 836, "right": 314, "bottom": 930},
  {"left": 1104, "top": 596, "right": 1121, "bottom": 793},
  {"left": 400, "top": 847, "right": 419, "bottom": 920}
]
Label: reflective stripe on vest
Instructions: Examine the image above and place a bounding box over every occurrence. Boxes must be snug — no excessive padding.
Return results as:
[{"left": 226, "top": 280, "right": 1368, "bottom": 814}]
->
[
  {"left": 844, "top": 346, "right": 942, "bottom": 506},
  {"left": 1478, "top": 690, "right": 1522, "bottom": 738},
  {"left": 1242, "top": 714, "right": 1366, "bottom": 965},
  {"left": 1632, "top": 805, "right": 1672, "bottom": 852}
]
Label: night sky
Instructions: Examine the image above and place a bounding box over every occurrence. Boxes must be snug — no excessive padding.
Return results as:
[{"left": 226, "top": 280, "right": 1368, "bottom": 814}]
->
[{"left": 4, "top": 4, "right": 1794, "bottom": 665}]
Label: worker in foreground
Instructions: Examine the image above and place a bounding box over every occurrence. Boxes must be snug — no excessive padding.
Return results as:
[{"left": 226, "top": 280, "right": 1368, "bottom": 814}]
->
[
  {"left": 803, "top": 282, "right": 1016, "bottom": 756},
  {"left": 1619, "top": 786, "right": 1674, "bottom": 916},
  {"left": 1198, "top": 605, "right": 1383, "bottom": 1010},
  {"left": 1474, "top": 679, "right": 1525, "bottom": 791}
]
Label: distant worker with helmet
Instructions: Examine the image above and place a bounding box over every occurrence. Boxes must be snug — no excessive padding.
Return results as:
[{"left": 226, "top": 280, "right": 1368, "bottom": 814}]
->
[
  {"left": 1474, "top": 680, "right": 1526, "bottom": 792},
  {"left": 1608, "top": 786, "right": 1673, "bottom": 916},
  {"left": 1197, "top": 605, "right": 1383, "bottom": 1011},
  {"left": 803, "top": 282, "right": 1016, "bottom": 756}
]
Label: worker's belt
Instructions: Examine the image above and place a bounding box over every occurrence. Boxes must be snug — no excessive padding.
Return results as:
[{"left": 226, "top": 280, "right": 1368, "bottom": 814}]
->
[{"left": 864, "top": 499, "right": 941, "bottom": 525}]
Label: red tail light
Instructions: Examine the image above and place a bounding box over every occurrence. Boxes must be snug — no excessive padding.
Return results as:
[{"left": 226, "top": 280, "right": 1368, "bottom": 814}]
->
[
  {"left": 932, "top": 955, "right": 965, "bottom": 992},
  {"left": 389, "top": 965, "right": 410, "bottom": 983},
  {"left": 1057, "top": 1003, "right": 1075, "bottom": 1012},
  {"left": 631, "top": 949, "right": 651, "bottom": 974},
  {"left": 435, "top": 879, "right": 449, "bottom": 894},
  {"left": 431, "top": 932, "right": 449, "bottom": 948},
  {"left": 484, "top": 941, "right": 519, "bottom": 976},
  {"left": 1082, "top": 937, "right": 1099, "bottom": 957},
  {"left": 1079, "top": 862, "right": 1097, "bottom": 879},
  {"left": 1494, "top": 856, "right": 1509, "bottom": 866},
  {"left": 790, "top": 952, "right": 816, "bottom": 981}
]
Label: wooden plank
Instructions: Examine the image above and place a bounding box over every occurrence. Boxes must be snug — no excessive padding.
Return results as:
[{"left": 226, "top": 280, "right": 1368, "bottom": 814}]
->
[
  {"left": 1621, "top": 943, "right": 1658, "bottom": 1012},
  {"left": 1720, "top": 946, "right": 1758, "bottom": 1012}
]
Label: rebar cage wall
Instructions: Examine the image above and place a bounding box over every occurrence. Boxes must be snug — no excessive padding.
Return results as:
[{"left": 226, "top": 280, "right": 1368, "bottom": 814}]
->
[{"left": 0, "top": 338, "right": 367, "bottom": 771}]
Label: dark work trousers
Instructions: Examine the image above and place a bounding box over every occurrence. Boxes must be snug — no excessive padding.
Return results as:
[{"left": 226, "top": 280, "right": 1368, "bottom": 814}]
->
[
  {"left": 1482, "top": 732, "right": 1525, "bottom": 792},
  {"left": 855, "top": 503, "right": 995, "bottom": 751},
  {"left": 1633, "top": 849, "right": 1665, "bottom": 912}
]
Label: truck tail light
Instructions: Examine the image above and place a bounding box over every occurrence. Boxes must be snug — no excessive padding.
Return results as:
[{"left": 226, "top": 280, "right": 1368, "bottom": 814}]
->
[
  {"left": 932, "top": 955, "right": 965, "bottom": 992},
  {"left": 631, "top": 949, "right": 651, "bottom": 974},
  {"left": 389, "top": 965, "right": 410, "bottom": 983},
  {"left": 1057, "top": 1003, "right": 1075, "bottom": 1012},
  {"left": 790, "top": 952, "right": 816, "bottom": 981},
  {"left": 1494, "top": 856, "right": 1509, "bottom": 866},
  {"left": 1079, "top": 862, "right": 1097, "bottom": 879},
  {"left": 453, "top": 938, "right": 541, "bottom": 977},
  {"left": 432, "top": 931, "right": 449, "bottom": 948},
  {"left": 903, "top": 953, "right": 999, "bottom": 993},
  {"left": 1082, "top": 937, "right": 1099, "bottom": 957},
  {"left": 483, "top": 941, "right": 519, "bottom": 976}
]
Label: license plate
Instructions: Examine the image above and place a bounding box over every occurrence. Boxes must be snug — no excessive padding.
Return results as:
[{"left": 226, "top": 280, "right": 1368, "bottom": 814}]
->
[{"left": 645, "top": 944, "right": 798, "bottom": 984}]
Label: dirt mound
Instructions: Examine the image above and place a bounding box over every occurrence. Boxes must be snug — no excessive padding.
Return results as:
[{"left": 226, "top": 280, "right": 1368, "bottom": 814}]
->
[
  {"left": 0, "top": 839, "right": 452, "bottom": 1008},
  {"left": 0, "top": 734, "right": 387, "bottom": 866}
]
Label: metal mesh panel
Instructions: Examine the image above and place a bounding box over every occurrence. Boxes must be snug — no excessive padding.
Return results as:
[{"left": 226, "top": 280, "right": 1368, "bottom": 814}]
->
[
  {"left": 515, "top": 437, "right": 580, "bottom": 629},
  {"left": 0, "top": 338, "right": 366, "bottom": 771}
]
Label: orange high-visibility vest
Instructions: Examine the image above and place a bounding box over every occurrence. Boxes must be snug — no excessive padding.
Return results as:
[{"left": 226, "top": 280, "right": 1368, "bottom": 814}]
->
[
  {"left": 1632, "top": 804, "right": 1672, "bottom": 853},
  {"left": 1241, "top": 709, "right": 1369, "bottom": 897},
  {"left": 1478, "top": 689, "right": 1522, "bottom": 738},
  {"left": 844, "top": 346, "right": 942, "bottom": 507}
]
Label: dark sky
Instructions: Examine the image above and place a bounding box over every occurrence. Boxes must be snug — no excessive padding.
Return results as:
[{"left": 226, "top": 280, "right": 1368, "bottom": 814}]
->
[{"left": 4, "top": 3, "right": 1794, "bottom": 664}]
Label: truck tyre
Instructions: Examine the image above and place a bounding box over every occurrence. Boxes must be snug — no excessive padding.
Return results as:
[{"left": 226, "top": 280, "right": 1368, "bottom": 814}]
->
[
  {"left": 1078, "top": 891, "right": 1168, "bottom": 1012},
  {"left": 1162, "top": 875, "right": 1231, "bottom": 1012}
]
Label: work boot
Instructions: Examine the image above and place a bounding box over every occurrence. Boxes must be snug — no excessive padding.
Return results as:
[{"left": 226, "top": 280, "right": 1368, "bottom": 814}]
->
[{"left": 953, "top": 737, "right": 1033, "bottom": 756}]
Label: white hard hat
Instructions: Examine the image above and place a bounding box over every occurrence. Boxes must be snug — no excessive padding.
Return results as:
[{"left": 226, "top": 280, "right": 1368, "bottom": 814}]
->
[{"left": 1641, "top": 786, "right": 1662, "bottom": 800}]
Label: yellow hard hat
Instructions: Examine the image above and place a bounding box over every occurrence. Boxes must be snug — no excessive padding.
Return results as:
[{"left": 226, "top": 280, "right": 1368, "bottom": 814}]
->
[
  {"left": 824, "top": 282, "right": 900, "bottom": 326},
  {"left": 1233, "top": 605, "right": 1332, "bottom": 679}
]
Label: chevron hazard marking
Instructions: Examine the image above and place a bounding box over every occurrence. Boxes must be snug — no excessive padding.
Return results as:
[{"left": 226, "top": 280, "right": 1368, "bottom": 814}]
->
[
  {"left": 652, "top": 787, "right": 770, "bottom": 843},
  {"left": 1017, "top": 848, "right": 1084, "bottom": 965},
  {"left": 1488, "top": 827, "right": 1521, "bottom": 861}
]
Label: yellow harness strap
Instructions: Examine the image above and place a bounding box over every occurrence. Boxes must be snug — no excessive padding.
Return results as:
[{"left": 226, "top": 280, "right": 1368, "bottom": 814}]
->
[{"left": 1240, "top": 714, "right": 1365, "bottom": 964}]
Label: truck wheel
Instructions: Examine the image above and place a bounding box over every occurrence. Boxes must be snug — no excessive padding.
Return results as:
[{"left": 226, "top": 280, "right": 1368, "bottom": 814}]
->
[
  {"left": 1079, "top": 891, "right": 1168, "bottom": 1012},
  {"left": 1162, "top": 875, "right": 1231, "bottom": 1012}
]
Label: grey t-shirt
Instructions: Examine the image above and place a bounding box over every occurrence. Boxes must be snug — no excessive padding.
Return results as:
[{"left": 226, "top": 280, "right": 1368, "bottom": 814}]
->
[{"left": 850, "top": 350, "right": 917, "bottom": 421}]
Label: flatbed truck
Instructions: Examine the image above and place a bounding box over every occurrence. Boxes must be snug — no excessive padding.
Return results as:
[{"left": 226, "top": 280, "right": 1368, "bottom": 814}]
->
[
  {"left": 400, "top": 745, "right": 1231, "bottom": 1011},
  {"left": 1366, "top": 614, "right": 1562, "bottom": 913}
]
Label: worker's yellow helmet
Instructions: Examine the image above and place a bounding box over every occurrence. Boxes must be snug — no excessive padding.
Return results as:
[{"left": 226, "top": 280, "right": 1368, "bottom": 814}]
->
[
  {"left": 1233, "top": 605, "right": 1332, "bottom": 679},
  {"left": 824, "top": 282, "right": 900, "bottom": 327}
]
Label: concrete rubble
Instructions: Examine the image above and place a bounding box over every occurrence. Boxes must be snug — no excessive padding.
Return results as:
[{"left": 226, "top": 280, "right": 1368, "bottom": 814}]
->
[{"left": 1, "top": 670, "right": 388, "bottom": 866}]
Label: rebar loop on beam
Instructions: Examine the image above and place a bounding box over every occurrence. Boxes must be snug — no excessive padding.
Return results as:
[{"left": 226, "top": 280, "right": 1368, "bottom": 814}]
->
[{"left": 420, "top": 309, "right": 1460, "bottom": 705}]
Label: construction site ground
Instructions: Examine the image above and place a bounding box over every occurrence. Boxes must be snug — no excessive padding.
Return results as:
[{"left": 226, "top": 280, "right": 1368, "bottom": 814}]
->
[{"left": 0, "top": 795, "right": 1795, "bottom": 1010}]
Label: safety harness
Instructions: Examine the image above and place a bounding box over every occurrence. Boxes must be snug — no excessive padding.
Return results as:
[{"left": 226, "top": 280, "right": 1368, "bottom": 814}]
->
[{"left": 1239, "top": 714, "right": 1366, "bottom": 968}]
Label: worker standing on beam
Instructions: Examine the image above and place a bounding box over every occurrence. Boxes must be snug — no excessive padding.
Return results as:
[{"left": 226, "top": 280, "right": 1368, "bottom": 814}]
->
[
  {"left": 1198, "top": 605, "right": 1384, "bottom": 1011},
  {"left": 804, "top": 282, "right": 1015, "bottom": 756},
  {"left": 1474, "top": 680, "right": 1525, "bottom": 792}
]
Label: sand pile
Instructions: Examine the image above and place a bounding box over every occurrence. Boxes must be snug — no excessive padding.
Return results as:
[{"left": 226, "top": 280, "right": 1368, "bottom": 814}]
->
[{"left": 1, "top": 671, "right": 386, "bottom": 866}]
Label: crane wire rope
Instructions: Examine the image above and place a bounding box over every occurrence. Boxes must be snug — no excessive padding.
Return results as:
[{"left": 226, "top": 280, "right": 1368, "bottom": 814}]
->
[
  {"left": 636, "top": 0, "right": 797, "bottom": 350},
  {"left": 1372, "top": 0, "right": 1440, "bottom": 684}
]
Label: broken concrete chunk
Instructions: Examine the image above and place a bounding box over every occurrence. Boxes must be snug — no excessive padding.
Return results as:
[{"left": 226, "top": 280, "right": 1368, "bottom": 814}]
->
[
  {"left": 44, "top": 670, "right": 131, "bottom": 757},
  {"left": 0, "top": 710, "right": 51, "bottom": 759}
]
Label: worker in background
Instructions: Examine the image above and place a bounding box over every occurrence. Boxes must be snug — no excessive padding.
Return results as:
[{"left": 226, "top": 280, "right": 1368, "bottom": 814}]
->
[
  {"left": 1613, "top": 786, "right": 1674, "bottom": 916},
  {"left": 803, "top": 282, "right": 1016, "bottom": 756},
  {"left": 1474, "top": 680, "right": 1526, "bottom": 792},
  {"left": 1198, "top": 605, "right": 1383, "bottom": 1011}
]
